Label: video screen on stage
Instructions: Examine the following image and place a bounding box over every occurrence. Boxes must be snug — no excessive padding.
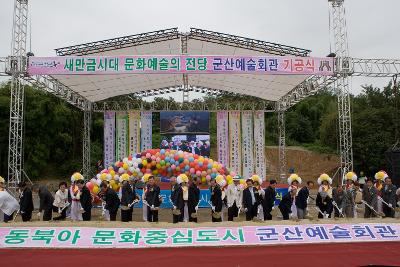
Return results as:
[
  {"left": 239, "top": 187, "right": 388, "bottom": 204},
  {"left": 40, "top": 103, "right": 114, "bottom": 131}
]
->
[
  {"left": 160, "top": 134, "right": 210, "bottom": 157},
  {"left": 160, "top": 111, "right": 209, "bottom": 134}
]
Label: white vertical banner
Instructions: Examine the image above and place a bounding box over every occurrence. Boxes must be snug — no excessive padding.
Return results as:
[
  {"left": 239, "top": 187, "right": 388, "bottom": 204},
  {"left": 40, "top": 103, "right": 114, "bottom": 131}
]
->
[
  {"left": 254, "top": 111, "right": 266, "bottom": 181},
  {"left": 229, "top": 111, "right": 241, "bottom": 175},
  {"left": 217, "top": 111, "right": 229, "bottom": 168},
  {"left": 104, "top": 111, "right": 115, "bottom": 168},
  {"left": 116, "top": 112, "right": 129, "bottom": 161},
  {"left": 242, "top": 111, "right": 254, "bottom": 178},
  {"left": 128, "top": 111, "right": 141, "bottom": 156},
  {"left": 140, "top": 111, "right": 152, "bottom": 151}
]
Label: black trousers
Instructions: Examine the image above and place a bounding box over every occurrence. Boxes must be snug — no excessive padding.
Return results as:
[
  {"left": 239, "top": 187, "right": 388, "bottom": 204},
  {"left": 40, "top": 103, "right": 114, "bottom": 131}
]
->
[
  {"left": 211, "top": 211, "right": 222, "bottom": 222},
  {"left": 364, "top": 206, "right": 376, "bottom": 218},
  {"left": 109, "top": 211, "right": 117, "bottom": 221},
  {"left": 317, "top": 204, "right": 333, "bottom": 218},
  {"left": 121, "top": 208, "right": 133, "bottom": 222},
  {"left": 42, "top": 208, "right": 52, "bottom": 221},
  {"left": 3, "top": 212, "right": 14, "bottom": 222},
  {"left": 52, "top": 205, "right": 66, "bottom": 220},
  {"left": 279, "top": 207, "right": 290, "bottom": 220},
  {"left": 245, "top": 204, "right": 258, "bottom": 221},
  {"left": 227, "top": 202, "right": 239, "bottom": 221},
  {"left": 147, "top": 207, "right": 158, "bottom": 222},
  {"left": 21, "top": 211, "right": 32, "bottom": 222},
  {"left": 82, "top": 209, "right": 91, "bottom": 221},
  {"left": 383, "top": 205, "right": 395, "bottom": 218},
  {"left": 263, "top": 205, "right": 273, "bottom": 220}
]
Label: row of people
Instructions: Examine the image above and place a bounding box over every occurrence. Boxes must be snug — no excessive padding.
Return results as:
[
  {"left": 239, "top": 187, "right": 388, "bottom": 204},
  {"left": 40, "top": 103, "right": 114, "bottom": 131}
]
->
[
  {"left": 1, "top": 171, "right": 399, "bottom": 223},
  {"left": 160, "top": 140, "right": 210, "bottom": 157}
]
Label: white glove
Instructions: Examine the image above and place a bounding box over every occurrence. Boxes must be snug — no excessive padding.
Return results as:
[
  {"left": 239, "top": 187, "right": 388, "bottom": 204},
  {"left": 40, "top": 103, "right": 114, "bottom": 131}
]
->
[
  {"left": 20, "top": 211, "right": 25, "bottom": 214},
  {"left": 37, "top": 212, "right": 41, "bottom": 219},
  {"left": 128, "top": 203, "right": 132, "bottom": 208},
  {"left": 173, "top": 205, "right": 177, "bottom": 210},
  {"left": 151, "top": 205, "right": 155, "bottom": 209},
  {"left": 195, "top": 206, "right": 199, "bottom": 211},
  {"left": 211, "top": 206, "right": 215, "bottom": 212},
  {"left": 244, "top": 208, "right": 248, "bottom": 212},
  {"left": 388, "top": 203, "right": 393, "bottom": 208},
  {"left": 272, "top": 206, "right": 275, "bottom": 210}
]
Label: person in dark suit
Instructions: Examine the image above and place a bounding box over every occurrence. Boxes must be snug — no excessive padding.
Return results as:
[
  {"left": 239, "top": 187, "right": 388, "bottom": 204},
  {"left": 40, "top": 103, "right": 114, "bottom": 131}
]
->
[
  {"left": 262, "top": 179, "right": 277, "bottom": 220},
  {"left": 194, "top": 142, "right": 203, "bottom": 155},
  {"left": 18, "top": 182, "right": 34, "bottom": 222},
  {"left": 145, "top": 176, "right": 161, "bottom": 222},
  {"left": 363, "top": 179, "right": 378, "bottom": 218},
  {"left": 100, "top": 182, "right": 120, "bottom": 221},
  {"left": 173, "top": 141, "right": 182, "bottom": 151},
  {"left": 120, "top": 178, "right": 139, "bottom": 222},
  {"left": 210, "top": 178, "right": 222, "bottom": 222},
  {"left": 202, "top": 141, "right": 211, "bottom": 158},
  {"left": 188, "top": 177, "right": 201, "bottom": 222},
  {"left": 242, "top": 179, "right": 258, "bottom": 221},
  {"left": 296, "top": 181, "right": 314, "bottom": 219},
  {"left": 76, "top": 180, "right": 92, "bottom": 221},
  {"left": 279, "top": 188, "right": 296, "bottom": 220},
  {"left": 181, "top": 141, "right": 190, "bottom": 153},
  {"left": 33, "top": 184, "right": 54, "bottom": 221},
  {"left": 382, "top": 177, "right": 397, "bottom": 218},
  {"left": 172, "top": 178, "right": 184, "bottom": 223}
]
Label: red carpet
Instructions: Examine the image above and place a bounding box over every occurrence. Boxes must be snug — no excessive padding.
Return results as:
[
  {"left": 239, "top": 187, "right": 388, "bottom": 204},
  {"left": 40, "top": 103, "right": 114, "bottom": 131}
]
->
[{"left": 1, "top": 242, "right": 399, "bottom": 267}]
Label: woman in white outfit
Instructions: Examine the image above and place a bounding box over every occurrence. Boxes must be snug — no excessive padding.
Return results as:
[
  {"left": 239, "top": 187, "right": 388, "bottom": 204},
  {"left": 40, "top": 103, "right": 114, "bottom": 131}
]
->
[
  {"left": 0, "top": 176, "right": 20, "bottom": 222},
  {"left": 70, "top": 173, "right": 84, "bottom": 221},
  {"left": 287, "top": 173, "right": 302, "bottom": 219},
  {"left": 53, "top": 181, "right": 69, "bottom": 220}
]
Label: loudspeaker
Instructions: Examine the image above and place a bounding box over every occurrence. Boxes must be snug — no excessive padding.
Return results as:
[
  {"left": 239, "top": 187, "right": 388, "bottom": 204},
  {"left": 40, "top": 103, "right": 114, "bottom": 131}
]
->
[{"left": 385, "top": 148, "right": 400, "bottom": 187}]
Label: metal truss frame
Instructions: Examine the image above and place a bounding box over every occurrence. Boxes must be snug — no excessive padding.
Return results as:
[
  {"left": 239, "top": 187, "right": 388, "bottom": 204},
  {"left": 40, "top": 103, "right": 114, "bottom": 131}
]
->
[
  {"left": 55, "top": 28, "right": 180, "bottom": 56},
  {"left": 277, "top": 109, "right": 286, "bottom": 181},
  {"left": 189, "top": 28, "right": 311, "bottom": 57},
  {"left": 350, "top": 58, "right": 400, "bottom": 77}
]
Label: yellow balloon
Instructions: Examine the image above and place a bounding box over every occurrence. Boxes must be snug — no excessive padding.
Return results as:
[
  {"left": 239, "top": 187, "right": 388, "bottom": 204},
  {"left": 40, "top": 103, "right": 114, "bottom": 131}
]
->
[
  {"left": 92, "top": 185, "right": 99, "bottom": 194},
  {"left": 112, "top": 183, "right": 119, "bottom": 191},
  {"left": 123, "top": 163, "right": 128, "bottom": 170},
  {"left": 142, "top": 160, "right": 148, "bottom": 166},
  {"left": 201, "top": 177, "right": 207, "bottom": 184},
  {"left": 110, "top": 170, "right": 115, "bottom": 176},
  {"left": 100, "top": 173, "right": 107, "bottom": 181},
  {"left": 109, "top": 180, "right": 116, "bottom": 186}
]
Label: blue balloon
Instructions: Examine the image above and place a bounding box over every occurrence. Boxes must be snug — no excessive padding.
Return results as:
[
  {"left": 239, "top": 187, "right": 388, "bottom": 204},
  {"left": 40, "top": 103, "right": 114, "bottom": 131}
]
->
[
  {"left": 189, "top": 157, "right": 194, "bottom": 162},
  {"left": 184, "top": 165, "right": 190, "bottom": 171},
  {"left": 208, "top": 163, "right": 213, "bottom": 169},
  {"left": 160, "top": 149, "right": 165, "bottom": 155},
  {"left": 165, "top": 157, "right": 170, "bottom": 162},
  {"left": 211, "top": 173, "right": 217, "bottom": 178},
  {"left": 198, "top": 162, "right": 203, "bottom": 167},
  {"left": 167, "top": 167, "right": 172, "bottom": 172},
  {"left": 179, "top": 157, "right": 184, "bottom": 163}
]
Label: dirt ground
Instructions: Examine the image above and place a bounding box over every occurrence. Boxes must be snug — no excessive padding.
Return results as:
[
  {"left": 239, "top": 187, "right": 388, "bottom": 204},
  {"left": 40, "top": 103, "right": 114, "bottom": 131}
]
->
[{"left": 3, "top": 206, "right": 399, "bottom": 228}]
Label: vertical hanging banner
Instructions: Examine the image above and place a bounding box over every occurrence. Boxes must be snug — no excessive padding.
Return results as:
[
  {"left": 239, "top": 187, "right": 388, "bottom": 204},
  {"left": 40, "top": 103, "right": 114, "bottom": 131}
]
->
[
  {"left": 254, "top": 111, "right": 266, "bottom": 180},
  {"left": 242, "top": 111, "right": 254, "bottom": 178},
  {"left": 116, "top": 112, "right": 129, "bottom": 161},
  {"left": 217, "top": 111, "right": 229, "bottom": 168},
  {"left": 229, "top": 111, "right": 242, "bottom": 175},
  {"left": 128, "top": 111, "right": 141, "bottom": 156},
  {"left": 141, "top": 111, "right": 152, "bottom": 151},
  {"left": 104, "top": 111, "right": 115, "bottom": 168}
]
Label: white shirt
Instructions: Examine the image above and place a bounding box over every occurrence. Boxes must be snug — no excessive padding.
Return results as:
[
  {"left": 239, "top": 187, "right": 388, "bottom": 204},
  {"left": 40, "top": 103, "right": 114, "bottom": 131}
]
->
[
  {"left": 0, "top": 190, "right": 20, "bottom": 216},
  {"left": 53, "top": 189, "right": 68, "bottom": 208},
  {"left": 226, "top": 183, "right": 243, "bottom": 208}
]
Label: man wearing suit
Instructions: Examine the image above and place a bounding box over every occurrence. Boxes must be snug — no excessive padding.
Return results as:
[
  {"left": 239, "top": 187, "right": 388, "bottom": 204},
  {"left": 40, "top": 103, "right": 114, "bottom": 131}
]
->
[
  {"left": 145, "top": 176, "right": 161, "bottom": 222},
  {"left": 77, "top": 179, "right": 92, "bottom": 221},
  {"left": 33, "top": 184, "right": 54, "bottom": 221},
  {"left": 363, "top": 179, "right": 378, "bottom": 218},
  {"left": 296, "top": 181, "right": 314, "bottom": 219},
  {"left": 18, "top": 182, "right": 34, "bottom": 222},
  {"left": 202, "top": 141, "right": 211, "bottom": 158},
  {"left": 263, "top": 179, "right": 277, "bottom": 220},
  {"left": 172, "top": 178, "right": 184, "bottom": 223},
  {"left": 242, "top": 179, "right": 258, "bottom": 221},
  {"left": 194, "top": 142, "right": 203, "bottom": 155},
  {"left": 210, "top": 178, "right": 222, "bottom": 222},
  {"left": 381, "top": 177, "right": 397, "bottom": 218},
  {"left": 120, "top": 179, "right": 137, "bottom": 222},
  {"left": 100, "top": 182, "right": 120, "bottom": 221},
  {"left": 173, "top": 141, "right": 182, "bottom": 151},
  {"left": 188, "top": 177, "right": 201, "bottom": 222},
  {"left": 226, "top": 176, "right": 243, "bottom": 221},
  {"left": 279, "top": 188, "right": 296, "bottom": 220}
]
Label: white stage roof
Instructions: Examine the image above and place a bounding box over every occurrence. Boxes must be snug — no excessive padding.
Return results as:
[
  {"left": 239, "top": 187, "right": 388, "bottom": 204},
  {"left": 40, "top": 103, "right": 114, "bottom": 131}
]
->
[{"left": 51, "top": 28, "right": 312, "bottom": 103}]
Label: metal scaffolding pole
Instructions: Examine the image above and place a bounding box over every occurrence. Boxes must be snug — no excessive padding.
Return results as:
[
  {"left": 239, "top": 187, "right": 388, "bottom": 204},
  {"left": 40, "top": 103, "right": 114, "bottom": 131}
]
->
[
  {"left": 7, "top": 0, "right": 29, "bottom": 194},
  {"left": 82, "top": 103, "right": 92, "bottom": 180},
  {"left": 277, "top": 108, "right": 286, "bottom": 181},
  {"left": 181, "top": 33, "right": 190, "bottom": 103},
  {"left": 329, "top": 0, "right": 353, "bottom": 182}
]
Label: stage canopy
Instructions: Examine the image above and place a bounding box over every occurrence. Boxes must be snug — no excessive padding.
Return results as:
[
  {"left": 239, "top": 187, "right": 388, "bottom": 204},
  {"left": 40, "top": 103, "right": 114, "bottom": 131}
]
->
[{"left": 50, "top": 28, "right": 313, "bottom": 103}]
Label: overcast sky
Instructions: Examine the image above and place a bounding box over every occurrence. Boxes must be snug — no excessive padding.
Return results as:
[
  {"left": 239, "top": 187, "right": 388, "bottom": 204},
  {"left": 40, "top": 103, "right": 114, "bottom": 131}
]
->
[{"left": 1, "top": 0, "right": 399, "bottom": 100}]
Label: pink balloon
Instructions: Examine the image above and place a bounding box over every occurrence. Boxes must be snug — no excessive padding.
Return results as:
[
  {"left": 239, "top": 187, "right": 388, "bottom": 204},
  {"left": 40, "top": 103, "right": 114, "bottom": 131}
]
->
[
  {"left": 146, "top": 153, "right": 151, "bottom": 158},
  {"left": 196, "top": 171, "right": 202, "bottom": 176},
  {"left": 212, "top": 168, "right": 217, "bottom": 173},
  {"left": 146, "top": 169, "right": 152, "bottom": 174},
  {"left": 190, "top": 168, "right": 195, "bottom": 174},
  {"left": 206, "top": 175, "right": 211, "bottom": 181},
  {"left": 171, "top": 164, "right": 176, "bottom": 170},
  {"left": 86, "top": 182, "right": 94, "bottom": 191},
  {"left": 151, "top": 155, "right": 156, "bottom": 161}
]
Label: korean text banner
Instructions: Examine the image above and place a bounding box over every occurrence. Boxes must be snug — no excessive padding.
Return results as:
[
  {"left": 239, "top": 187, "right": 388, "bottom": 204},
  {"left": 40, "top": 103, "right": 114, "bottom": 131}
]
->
[
  {"left": 104, "top": 111, "right": 115, "bottom": 168},
  {"left": 216, "top": 111, "right": 229, "bottom": 167},
  {"left": 241, "top": 111, "right": 254, "bottom": 178},
  {"left": 254, "top": 111, "right": 266, "bottom": 181},
  {"left": 128, "top": 111, "right": 140, "bottom": 156},
  {"left": 1, "top": 223, "right": 398, "bottom": 249},
  {"left": 229, "top": 111, "right": 241, "bottom": 174},
  {"left": 140, "top": 111, "right": 152, "bottom": 151},
  {"left": 116, "top": 112, "right": 129, "bottom": 160},
  {"left": 28, "top": 56, "right": 334, "bottom": 75}
]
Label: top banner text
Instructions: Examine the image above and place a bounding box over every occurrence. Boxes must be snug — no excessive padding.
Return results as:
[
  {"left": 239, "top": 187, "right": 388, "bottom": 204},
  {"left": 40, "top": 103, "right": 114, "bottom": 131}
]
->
[{"left": 28, "top": 55, "right": 334, "bottom": 75}]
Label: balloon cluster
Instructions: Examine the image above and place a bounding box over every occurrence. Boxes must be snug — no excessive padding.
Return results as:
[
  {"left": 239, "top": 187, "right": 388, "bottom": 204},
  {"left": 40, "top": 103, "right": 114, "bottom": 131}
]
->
[{"left": 92, "top": 149, "right": 238, "bottom": 189}]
